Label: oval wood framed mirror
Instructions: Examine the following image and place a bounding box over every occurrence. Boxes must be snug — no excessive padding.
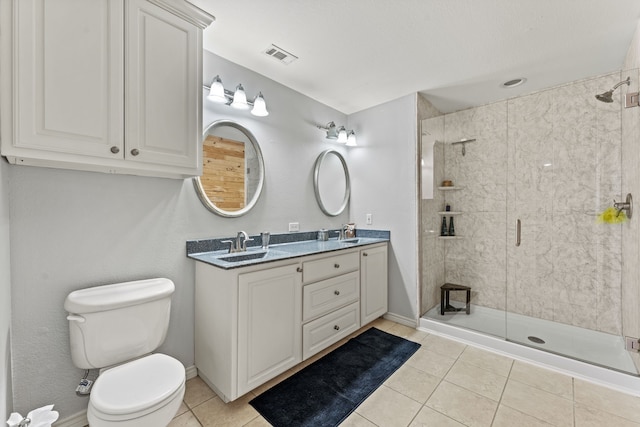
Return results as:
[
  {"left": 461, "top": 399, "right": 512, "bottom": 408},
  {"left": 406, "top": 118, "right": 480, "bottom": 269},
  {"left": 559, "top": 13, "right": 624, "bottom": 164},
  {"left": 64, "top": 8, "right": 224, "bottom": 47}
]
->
[{"left": 193, "top": 120, "right": 265, "bottom": 217}]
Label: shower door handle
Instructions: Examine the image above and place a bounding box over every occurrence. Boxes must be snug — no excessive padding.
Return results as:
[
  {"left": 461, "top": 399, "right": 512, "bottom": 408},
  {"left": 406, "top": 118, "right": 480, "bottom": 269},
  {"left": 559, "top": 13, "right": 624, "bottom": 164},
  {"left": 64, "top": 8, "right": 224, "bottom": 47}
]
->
[{"left": 516, "top": 219, "right": 521, "bottom": 247}]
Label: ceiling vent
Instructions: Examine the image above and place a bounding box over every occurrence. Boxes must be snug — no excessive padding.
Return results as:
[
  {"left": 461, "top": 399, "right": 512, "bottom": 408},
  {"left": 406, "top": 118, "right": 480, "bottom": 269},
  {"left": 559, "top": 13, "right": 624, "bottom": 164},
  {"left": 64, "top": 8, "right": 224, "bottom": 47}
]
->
[{"left": 263, "top": 44, "right": 298, "bottom": 65}]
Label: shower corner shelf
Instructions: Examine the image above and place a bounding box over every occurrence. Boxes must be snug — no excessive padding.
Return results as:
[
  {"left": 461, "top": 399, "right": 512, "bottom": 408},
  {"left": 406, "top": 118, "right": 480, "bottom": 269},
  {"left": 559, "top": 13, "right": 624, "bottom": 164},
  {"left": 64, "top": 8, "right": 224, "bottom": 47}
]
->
[
  {"left": 438, "top": 186, "right": 463, "bottom": 191},
  {"left": 438, "top": 236, "right": 463, "bottom": 240},
  {"left": 438, "top": 211, "right": 463, "bottom": 216}
]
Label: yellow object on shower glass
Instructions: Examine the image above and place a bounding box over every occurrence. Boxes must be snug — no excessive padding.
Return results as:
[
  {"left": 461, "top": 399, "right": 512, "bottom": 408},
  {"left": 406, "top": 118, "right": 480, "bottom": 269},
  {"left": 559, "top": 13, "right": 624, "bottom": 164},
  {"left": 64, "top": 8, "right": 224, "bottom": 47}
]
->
[{"left": 597, "top": 207, "right": 628, "bottom": 224}]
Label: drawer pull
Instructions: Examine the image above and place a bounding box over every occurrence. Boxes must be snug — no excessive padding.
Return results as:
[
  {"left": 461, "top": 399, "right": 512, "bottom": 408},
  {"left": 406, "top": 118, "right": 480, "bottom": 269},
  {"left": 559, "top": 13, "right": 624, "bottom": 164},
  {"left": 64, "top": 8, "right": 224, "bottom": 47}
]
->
[
  {"left": 363, "top": 252, "right": 368, "bottom": 257},
  {"left": 334, "top": 290, "right": 340, "bottom": 295},
  {"left": 334, "top": 325, "right": 340, "bottom": 331},
  {"left": 334, "top": 263, "right": 340, "bottom": 268},
  {"left": 131, "top": 148, "right": 140, "bottom": 156},
  {"left": 296, "top": 267, "right": 303, "bottom": 273},
  {"left": 110, "top": 146, "right": 120, "bottom": 154}
]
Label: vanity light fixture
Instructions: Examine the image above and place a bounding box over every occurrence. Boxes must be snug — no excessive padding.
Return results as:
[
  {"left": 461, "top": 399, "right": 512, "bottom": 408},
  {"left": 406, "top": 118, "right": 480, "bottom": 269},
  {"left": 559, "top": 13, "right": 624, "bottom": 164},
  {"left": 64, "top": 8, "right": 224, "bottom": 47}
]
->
[
  {"left": 317, "top": 122, "right": 357, "bottom": 146},
  {"left": 346, "top": 130, "right": 357, "bottom": 146},
  {"left": 336, "top": 126, "right": 348, "bottom": 143},
  {"left": 230, "top": 84, "right": 249, "bottom": 110},
  {"left": 204, "top": 75, "right": 269, "bottom": 117}
]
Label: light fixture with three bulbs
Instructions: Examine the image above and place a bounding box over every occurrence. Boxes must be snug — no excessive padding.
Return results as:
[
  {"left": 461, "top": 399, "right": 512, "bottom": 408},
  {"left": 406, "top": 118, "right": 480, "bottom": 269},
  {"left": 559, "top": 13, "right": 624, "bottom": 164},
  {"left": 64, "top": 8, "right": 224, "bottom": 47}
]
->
[
  {"left": 317, "top": 121, "right": 357, "bottom": 146},
  {"left": 204, "top": 75, "right": 269, "bottom": 117}
]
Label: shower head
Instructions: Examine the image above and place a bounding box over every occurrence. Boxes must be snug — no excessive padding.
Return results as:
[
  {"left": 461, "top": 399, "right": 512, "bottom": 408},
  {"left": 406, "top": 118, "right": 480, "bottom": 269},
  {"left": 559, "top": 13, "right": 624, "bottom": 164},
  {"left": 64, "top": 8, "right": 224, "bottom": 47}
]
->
[
  {"left": 595, "top": 77, "right": 630, "bottom": 103},
  {"left": 596, "top": 91, "right": 615, "bottom": 103}
]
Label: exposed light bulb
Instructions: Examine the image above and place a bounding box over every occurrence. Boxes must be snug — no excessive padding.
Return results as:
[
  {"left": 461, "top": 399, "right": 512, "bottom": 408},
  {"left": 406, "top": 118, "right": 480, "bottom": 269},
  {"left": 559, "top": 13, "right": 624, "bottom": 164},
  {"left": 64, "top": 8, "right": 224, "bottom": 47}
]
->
[
  {"left": 251, "top": 92, "right": 269, "bottom": 117},
  {"left": 230, "top": 84, "right": 250, "bottom": 110}
]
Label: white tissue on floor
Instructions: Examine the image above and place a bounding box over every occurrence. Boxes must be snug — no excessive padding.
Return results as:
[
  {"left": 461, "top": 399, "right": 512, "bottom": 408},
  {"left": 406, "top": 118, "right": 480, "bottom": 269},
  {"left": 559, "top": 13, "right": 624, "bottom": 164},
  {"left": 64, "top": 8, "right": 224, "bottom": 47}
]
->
[{"left": 6, "top": 404, "right": 59, "bottom": 427}]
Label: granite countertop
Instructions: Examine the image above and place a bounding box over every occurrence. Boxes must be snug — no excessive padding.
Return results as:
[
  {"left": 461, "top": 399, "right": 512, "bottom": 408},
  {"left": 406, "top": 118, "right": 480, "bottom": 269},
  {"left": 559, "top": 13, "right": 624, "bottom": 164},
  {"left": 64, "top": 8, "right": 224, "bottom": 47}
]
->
[{"left": 187, "top": 229, "right": 389, "bottom": 270}]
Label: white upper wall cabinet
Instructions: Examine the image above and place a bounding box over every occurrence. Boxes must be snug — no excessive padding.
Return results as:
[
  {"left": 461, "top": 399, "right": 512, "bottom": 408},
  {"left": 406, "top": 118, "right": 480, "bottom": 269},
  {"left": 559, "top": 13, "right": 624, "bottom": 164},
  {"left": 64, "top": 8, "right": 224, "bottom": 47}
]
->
[
  {"left": 0, "top": 0, "right": 214, "bottom": 179},
  {"left": 9, "top": 0, "right": 124, "bottom": 158}
]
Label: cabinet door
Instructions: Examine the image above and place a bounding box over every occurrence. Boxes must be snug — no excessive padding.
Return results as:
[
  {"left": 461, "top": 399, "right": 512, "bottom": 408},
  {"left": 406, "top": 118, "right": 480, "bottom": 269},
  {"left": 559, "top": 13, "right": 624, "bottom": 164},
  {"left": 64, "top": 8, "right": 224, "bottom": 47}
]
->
[
  {"left": 7, "top": 0, "right": 124, "bottom": 157},
  {"left": 125, "top": 0, "right": 200, "bottom": 171},
  {"left": 361, "top": 245, "right": 388, "bottom": 325},
  {"left": 238, "top": 264, "right": 302, "bottom": 396}
]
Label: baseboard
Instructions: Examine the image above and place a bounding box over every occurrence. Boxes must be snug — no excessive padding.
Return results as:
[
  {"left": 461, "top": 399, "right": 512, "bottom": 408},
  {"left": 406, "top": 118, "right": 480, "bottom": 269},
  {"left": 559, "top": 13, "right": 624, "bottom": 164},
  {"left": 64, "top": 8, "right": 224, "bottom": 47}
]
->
[
  {"left": 185, "top": 364, "right": 198, "bottom": 380},
  {"left": 53, "top": 365, "right": 198, "bottom": 427},
  {"left": 383, "top": 312, "right": 417, "bottom": 328},
  {"left": 53, "top": 410, "right": 87, "bottom": 427}
]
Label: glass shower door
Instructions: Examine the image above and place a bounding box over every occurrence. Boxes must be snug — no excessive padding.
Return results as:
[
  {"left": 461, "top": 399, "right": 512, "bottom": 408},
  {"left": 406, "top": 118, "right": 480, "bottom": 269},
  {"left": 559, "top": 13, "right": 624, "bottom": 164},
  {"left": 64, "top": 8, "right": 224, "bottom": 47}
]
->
[
  {"left": 505, "top": 74, "right": 636, "bottom": 375},
  {"left": 421, "top": 106, "right": 509, "bottom": 340}
]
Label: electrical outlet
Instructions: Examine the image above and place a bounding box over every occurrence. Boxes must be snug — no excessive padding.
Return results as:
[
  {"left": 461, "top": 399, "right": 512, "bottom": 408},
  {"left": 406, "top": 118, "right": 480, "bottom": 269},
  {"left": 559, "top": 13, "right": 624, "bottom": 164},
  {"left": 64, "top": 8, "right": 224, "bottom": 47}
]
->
[
  {"left": 288, "top": 222, "right": 300, "bottom": 232},
  {"left": 366, "top": 214, "right": 372, "bottom": 225}
]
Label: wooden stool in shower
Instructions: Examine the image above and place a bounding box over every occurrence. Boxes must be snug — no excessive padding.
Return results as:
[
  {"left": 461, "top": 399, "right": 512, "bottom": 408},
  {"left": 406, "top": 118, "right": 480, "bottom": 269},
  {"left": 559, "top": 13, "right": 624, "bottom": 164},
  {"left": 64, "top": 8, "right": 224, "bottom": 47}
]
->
[{"left": 440, "top": 283, "right": 471, "bottom": 315}]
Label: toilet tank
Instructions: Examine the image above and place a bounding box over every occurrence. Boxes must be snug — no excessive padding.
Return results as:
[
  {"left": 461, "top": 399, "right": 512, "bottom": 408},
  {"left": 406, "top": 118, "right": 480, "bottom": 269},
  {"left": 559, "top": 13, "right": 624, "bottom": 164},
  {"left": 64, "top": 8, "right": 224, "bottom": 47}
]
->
[{"left": 65, "top": 278, "right": 175, "bottom": 369}]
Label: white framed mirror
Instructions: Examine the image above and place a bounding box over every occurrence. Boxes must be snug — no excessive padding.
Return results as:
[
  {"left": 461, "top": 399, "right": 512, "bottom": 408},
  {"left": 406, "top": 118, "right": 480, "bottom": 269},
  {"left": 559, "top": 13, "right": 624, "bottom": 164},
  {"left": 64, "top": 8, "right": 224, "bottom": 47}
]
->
[
  {"left": 313, "top": 149, "right": 350, "bottom": 217},
  {"left": 193, "top": 120, "right": 265, "bottom": 217}
]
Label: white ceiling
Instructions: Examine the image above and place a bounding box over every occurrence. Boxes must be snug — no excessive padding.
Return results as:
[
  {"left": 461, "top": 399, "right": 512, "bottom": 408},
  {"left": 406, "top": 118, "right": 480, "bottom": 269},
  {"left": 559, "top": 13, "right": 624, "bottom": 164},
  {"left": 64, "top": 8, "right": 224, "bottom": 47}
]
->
[{"left": 192, "top": 0, "right": 640, "bottom": 114}]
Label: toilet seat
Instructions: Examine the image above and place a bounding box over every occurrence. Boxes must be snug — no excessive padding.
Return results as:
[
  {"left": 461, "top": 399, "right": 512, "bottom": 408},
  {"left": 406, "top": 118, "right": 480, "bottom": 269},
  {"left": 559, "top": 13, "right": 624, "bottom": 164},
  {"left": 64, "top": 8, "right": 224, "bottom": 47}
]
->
[{"left": 89, "top": 353, "right": 185, "bottom": 421}]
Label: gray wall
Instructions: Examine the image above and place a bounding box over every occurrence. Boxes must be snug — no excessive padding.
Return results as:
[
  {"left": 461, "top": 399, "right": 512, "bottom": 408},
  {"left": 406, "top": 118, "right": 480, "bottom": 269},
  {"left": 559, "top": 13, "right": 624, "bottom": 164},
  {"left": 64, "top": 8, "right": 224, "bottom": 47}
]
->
[
  {"left": 0, "top": 158, "right": 12, "bottom": 424},
  {"left": 349, "top": 95, "right": 419, "bottom": 321},
  {"left": 7, "top": 52, "right": 418, "bottom": 419}
]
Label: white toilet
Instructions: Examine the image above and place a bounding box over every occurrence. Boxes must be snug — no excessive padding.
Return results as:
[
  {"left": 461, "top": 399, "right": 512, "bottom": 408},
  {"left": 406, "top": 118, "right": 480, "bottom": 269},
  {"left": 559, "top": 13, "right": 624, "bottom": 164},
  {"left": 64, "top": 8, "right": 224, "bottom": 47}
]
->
[{"left": 65, "top": 278, "right": 185, "bottom": 427}]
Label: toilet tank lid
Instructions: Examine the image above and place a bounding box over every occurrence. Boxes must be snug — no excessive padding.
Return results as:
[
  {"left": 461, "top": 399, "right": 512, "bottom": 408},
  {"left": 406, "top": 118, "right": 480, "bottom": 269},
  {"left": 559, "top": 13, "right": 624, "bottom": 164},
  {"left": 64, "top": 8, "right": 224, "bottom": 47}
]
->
[{"left": 64, "top": 278, "right": 175, "bottom": 314}]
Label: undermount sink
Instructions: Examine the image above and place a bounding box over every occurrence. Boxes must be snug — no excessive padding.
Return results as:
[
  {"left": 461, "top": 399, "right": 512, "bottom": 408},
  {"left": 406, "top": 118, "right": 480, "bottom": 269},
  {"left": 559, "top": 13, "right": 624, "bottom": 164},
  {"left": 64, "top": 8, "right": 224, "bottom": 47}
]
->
[
  {"left": 218, "top": 251, "right": 269, "bottom": 262},
  {"left": 340, "top": 238, "right": 360, "bottom": 244}
]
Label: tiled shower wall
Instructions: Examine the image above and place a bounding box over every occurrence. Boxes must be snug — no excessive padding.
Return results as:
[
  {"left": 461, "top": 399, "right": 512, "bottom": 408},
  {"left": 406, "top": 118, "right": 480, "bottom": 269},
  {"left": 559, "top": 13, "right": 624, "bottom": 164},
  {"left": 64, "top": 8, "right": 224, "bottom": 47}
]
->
[{"left": 422, "top": 72, "right": 627, "bottom": 335}]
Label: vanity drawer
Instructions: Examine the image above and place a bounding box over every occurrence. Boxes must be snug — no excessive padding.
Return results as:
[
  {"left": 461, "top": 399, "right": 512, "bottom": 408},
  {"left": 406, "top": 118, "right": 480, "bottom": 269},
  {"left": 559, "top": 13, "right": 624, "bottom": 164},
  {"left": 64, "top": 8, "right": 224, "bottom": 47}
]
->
[
  {"left": 303, "top": 251, "right": 359, "bottom": 283},
  {"left": 302, "top": 302, "right": 360, "bottom": 360},
  {"left": 303, "top": 271, "right": 359, "bottom": 322}
]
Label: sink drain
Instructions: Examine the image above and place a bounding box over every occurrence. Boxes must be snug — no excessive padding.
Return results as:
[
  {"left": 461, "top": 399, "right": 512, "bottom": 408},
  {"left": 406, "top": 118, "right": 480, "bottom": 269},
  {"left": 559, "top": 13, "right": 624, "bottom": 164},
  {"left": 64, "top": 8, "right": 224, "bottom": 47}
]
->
[{"left": 528, "top": 336, "right": 545, "bottom": 344}]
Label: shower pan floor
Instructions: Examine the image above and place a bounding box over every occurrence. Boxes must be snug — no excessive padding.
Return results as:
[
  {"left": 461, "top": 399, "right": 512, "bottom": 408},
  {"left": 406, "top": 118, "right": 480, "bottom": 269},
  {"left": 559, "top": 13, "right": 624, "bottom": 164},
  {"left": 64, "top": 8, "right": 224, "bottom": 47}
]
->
[{"left": 423, "top": 303, "right": 638, "bottom": 376}]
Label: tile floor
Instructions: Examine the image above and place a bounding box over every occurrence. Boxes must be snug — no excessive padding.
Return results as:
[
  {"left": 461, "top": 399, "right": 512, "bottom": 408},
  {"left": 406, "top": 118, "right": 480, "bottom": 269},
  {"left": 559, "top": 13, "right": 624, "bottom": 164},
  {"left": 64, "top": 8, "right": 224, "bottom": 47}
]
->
[{"left": 168, "top": 318, "right": 640, "bottom": 427}]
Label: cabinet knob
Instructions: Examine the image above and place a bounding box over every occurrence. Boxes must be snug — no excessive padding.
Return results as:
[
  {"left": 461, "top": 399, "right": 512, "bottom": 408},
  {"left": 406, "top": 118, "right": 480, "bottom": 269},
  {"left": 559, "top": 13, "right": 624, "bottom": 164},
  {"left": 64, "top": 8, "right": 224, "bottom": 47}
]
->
[
  {"left": 334, "top": 290, "right": 340, "bottom": 296},
  {"left": 296, "top": 267, "right": 303, "bottom": 273},
  {"left": 363, "top": 252, "right": 368, "bottom": 257},
  {"left": 110, "top": 146, "right": 120, "bottom": 154},
  {"left": 334, "top": 325, "right": 340, "bottom": 331},
  {"left": 334, "top": 263, "right": 340, "bottom": 269},
  {"left": 130, "top": 148, "right": 140, "bottom": 156}
]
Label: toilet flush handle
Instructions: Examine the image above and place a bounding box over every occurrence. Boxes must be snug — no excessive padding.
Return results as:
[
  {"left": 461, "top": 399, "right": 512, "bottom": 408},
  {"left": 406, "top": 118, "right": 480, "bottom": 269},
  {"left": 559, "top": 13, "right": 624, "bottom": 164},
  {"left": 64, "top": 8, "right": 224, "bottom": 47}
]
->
[{"left": 66, "top": 314, "right": 85, "bottom": 323}]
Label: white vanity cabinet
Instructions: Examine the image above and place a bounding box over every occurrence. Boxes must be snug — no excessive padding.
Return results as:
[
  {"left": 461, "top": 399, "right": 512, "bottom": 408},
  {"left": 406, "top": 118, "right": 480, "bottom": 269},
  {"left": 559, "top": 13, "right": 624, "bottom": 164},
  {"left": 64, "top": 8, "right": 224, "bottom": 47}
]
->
[
  {"left": 195, "top": 260, "right": 302, "bottom": 403},
  {"left": 360, "top": 244, "right": 389, "bottom": 324},
  {"left": 237, "top": 264, "right": 302, "bottom": 396},
  {"left": 194, "top": 242, "right": 388, "bottom": 402},
  {"left": 0, "top": 0, "right": 213, "bottom": 179},
  {"left": 301, "top": 251, "right": 361, "bottom": 359}
]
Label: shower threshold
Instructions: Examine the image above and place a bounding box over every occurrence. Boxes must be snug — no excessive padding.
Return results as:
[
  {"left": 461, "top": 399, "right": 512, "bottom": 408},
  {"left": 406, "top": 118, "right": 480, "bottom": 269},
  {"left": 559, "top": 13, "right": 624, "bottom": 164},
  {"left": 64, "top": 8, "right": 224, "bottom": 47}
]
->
[{"left": 420, "top": 303, "right": 640, "bottom": 396}]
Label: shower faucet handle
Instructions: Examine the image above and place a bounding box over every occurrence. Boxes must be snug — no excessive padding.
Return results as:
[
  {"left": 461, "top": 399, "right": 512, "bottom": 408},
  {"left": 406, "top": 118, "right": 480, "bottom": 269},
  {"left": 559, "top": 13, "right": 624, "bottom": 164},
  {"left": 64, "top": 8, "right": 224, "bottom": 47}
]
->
[{"left": 613, "top": 193, "right": 633, "bottom": 219}]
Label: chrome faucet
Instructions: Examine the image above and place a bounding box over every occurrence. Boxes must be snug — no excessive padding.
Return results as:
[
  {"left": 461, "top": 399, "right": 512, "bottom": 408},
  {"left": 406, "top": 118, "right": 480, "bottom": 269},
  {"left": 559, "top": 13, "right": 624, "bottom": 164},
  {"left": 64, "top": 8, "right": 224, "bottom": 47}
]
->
[
  {"left": 236, "top": 231, "right": 253, "bottom": 252},
  {"left": 337, "top": 224, "right": 349, "bottom": 240},
  {"left": 221, "top": 231, "right": 254, "bottom": 253},
  {"left": 220, "top": 239, "right": 236, "bottom": 253}
]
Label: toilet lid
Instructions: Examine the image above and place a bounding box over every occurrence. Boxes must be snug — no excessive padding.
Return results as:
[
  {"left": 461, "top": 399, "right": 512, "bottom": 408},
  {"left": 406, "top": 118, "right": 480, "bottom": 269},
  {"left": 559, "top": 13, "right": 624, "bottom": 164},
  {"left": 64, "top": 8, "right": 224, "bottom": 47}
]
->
[{"left": 91, "top": 353, "right": 185, "bottom": 416}]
